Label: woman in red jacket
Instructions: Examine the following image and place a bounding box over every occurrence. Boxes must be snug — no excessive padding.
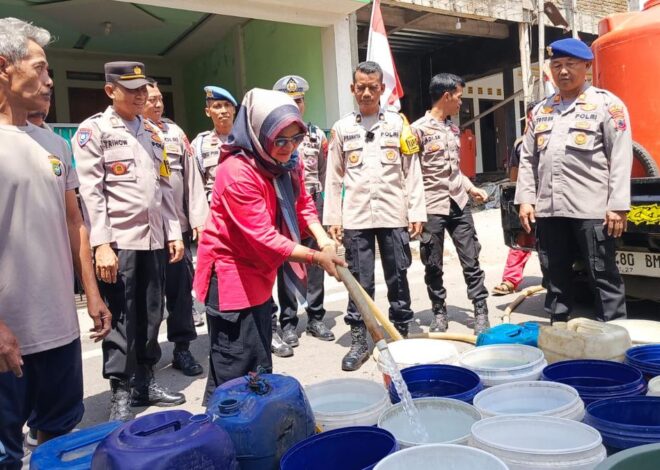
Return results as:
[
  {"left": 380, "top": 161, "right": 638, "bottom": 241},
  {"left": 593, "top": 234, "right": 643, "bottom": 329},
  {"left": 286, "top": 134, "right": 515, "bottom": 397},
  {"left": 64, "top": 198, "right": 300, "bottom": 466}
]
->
[{"left": 194, "top": 88, "right": 344, "bottom": 401}]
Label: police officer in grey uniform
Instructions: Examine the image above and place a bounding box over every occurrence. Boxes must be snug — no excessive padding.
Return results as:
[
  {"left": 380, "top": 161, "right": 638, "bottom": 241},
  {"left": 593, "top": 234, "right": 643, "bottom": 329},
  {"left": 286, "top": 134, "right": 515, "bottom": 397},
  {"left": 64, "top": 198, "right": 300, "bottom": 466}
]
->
[
  {"left": 270, "top": 75, "right": 334, "bottom": 358},
  {"left": 143, "top": 80, "right": 209, "bottom": 376},
  {"left": 411, "top": 73, "right": 491, "bottom": 335},
  {"left": 325, "top": 61, "right": 427, "bottom": 371},
  {"left": 191, "top": 86, "right": 237, "bottom": 202},
  {"left": 516, "top": 38, "right": 632, "bottom": 323},
  {"left": 74, "top": 62, "right": 186, "bottom": 421}
]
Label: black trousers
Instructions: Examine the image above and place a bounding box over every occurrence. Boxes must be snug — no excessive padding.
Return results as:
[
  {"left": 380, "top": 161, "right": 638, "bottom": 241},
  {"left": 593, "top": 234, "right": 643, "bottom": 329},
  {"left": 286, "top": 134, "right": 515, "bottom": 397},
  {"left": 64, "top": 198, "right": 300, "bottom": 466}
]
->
[
  {"left": 536, "top": 217, "right": 627, "bottom": 321},
  {"left": 343, "top": 227, "right": 413, "bottom": 326},
  {"left": 420, "top": 202, "right": 488, "bottom": 306},
  {"left": 165, "top": 231, "right": 197, "bottom": 347},
  {"left": 274, "top": 191, "right": 325, "bottom": 331},
  {"left": 100, "top": 249, "right": 167, "bottom": 381},
  {"left": 204, "top": 274, "right": 273, "bottom": 403}
]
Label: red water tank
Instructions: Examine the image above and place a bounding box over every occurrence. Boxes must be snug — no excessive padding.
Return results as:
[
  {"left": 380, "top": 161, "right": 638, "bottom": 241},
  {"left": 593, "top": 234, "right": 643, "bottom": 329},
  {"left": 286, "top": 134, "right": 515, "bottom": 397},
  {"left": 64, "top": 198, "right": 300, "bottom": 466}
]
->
[
  {"left": 592, "top": 0, "right": 660, "bottom": 177},
  {"left": 460, "top": 129, "right": 476, "bottom": 178}
]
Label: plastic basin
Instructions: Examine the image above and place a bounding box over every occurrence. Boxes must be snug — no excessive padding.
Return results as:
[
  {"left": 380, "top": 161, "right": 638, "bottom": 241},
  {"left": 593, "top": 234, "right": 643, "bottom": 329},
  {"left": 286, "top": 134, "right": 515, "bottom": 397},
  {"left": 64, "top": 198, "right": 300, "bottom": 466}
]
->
[
  {"left": 388, "top": 364, "right": 482, "bottom": 404},
  {"left": 595, "top": 443, "right": 660, "bottom": 469},
  {"left": 625, "top": 345, "right": 660, "bottom": 379},
  {"left": 459, "top": 344, "right": 547, "bottom": 387},
  {"left": 473, "top": 381, "right": 584, "bottom": 420},
  {"left": 305, "top": 378, "right": 389, "bottom": 432},
  {"left": 374, "top": 444, "right": 509, "bottom": 470},
  {"left": 584, "top": 397, "right": 660, "bottom": 453},
  {"left": 280, "top": 426, "right": 397, "bottom": 470},
  {"left": 377, "top": 397, "right": 481, "bottom": 448},
  {"left": 542, "top": 360, "right": 647, "bottom": 404},
  {"left": 470, "top": 415, "right": 606, "bottom": 470}
]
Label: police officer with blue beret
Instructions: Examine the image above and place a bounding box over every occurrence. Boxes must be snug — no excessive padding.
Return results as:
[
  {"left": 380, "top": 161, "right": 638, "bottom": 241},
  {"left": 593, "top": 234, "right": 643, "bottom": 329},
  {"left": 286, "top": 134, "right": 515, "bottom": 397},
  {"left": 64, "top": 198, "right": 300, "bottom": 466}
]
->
[
  {"left": 515, "top": 38, "right": 632, "bottom": 323},
  {"left": 270, "top": 75, "right": 335, "bottom": 358},
  {"left": 191, "top": 86, "right": 238, "bottom": 202}
]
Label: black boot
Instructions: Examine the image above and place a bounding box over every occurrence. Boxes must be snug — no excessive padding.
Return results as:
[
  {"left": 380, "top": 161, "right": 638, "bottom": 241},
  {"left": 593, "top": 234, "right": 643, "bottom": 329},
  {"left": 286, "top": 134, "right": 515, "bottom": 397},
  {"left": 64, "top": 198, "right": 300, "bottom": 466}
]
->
[
  {"left": 172, "top": 344, "right": 203, "bottom": 377},
  {"left": 429, "top": 303, "right": 449, "bottom": 333},
  {"left": 473, "top": 300, "right": 491, "bottom": 336},
  {"left": 393, "top": 322, "right": 409, "bottom": 339},
  {"left": 109, "top": 379, "right": 134, "bottom": 422},
  {"left": 271, "top": 331, "right": 294, "bottom": 357},
  {"left": 131, "top": 366, "right": 186, "bottom": 407},
  {"left": 306, "top": 319, "right": 335, "bottom": 341},
  {"left": 281, "top": 327, "right": 299, "bottom": 347},
  {"left": 341, "top": 324, "right": 370, "bottom": 371}
]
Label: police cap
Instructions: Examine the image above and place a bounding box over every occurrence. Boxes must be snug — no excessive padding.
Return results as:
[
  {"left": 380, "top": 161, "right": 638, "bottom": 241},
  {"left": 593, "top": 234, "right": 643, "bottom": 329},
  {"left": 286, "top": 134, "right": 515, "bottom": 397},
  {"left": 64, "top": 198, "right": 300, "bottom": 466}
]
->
[
  {"left": 104, "top": 61, "right": 149, "bottom": 89},
  {"left": 273, "top": 75, "right": 309, "bottom": 98},
  {"left": 547, "top": 38, "right": 594, "bottom": 61},
  {"left": 204, "top": 86, "right": 237, "bottom": 106}
]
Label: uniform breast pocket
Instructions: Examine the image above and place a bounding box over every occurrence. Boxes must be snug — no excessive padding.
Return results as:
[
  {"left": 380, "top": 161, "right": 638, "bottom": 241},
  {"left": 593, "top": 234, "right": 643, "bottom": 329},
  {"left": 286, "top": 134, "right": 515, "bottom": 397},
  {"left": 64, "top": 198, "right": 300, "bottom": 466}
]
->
[
  {"left": 534, "top": 128, "right": 553, "bottom": 152},
  {"left": 202, "top": 152, "right": 219, "bottom": 170},
  {"left": 167, "top": 152, "right": 183, "bottom": 172},
  {"left": 104, "top": 150, "right": 136, "bottom": 182},
  {"left": 343, "top": 141, "right": 364, "bottom": 169},
  {"left": 303, "top": 148, "right": 318, "bottom": 171},
  {"left": 380, "top": 146, "right": 400, "bottom": 165},
  {"left": 566, "top": 123, "right": 598, "bottom": 153}
]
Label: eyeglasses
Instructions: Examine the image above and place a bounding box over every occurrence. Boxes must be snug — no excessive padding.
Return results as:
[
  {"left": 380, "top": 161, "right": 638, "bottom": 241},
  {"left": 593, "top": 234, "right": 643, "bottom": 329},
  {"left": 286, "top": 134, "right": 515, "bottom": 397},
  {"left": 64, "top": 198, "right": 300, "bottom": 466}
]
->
[{"left": 273, "top": 133, "right": 305, "bottom": 148}]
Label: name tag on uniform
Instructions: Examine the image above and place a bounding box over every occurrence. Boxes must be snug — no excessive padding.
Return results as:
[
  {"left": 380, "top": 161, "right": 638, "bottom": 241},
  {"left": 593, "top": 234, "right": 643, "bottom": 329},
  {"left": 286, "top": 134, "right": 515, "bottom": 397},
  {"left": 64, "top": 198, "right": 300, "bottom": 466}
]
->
[{"left": 165, "top": 143, "right": 180, "bottom": 154}]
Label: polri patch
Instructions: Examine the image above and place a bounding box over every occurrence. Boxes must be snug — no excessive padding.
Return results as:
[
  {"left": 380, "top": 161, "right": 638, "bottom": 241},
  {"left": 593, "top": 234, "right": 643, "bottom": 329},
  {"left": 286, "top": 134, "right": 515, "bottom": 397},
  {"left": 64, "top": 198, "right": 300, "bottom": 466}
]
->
[
  {"left": 78, "top": 128, "right": 92, "bottom": 147},
  {"left": 111, "top": 162, "right": 128, "bottom": 175},
  {"left": 49, "top": 156, "right": 62, "bottom": 177}
]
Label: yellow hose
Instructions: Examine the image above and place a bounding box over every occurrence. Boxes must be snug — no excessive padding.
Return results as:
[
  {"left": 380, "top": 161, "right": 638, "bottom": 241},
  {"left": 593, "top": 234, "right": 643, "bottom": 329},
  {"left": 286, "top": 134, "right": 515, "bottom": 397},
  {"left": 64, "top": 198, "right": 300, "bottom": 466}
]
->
[{"left": 500, "top": 285, "right": 546, "bottom": 324}]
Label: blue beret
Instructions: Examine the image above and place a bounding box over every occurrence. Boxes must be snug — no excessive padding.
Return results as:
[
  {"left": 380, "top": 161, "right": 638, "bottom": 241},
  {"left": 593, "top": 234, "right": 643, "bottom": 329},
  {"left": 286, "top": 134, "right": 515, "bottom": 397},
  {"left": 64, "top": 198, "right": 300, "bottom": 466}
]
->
[
  {"left": 547, "top": 38, "right": 594, "bottom": 61},
  {"left": 203, "top": 86, "right": 237, "bottom": 106}
]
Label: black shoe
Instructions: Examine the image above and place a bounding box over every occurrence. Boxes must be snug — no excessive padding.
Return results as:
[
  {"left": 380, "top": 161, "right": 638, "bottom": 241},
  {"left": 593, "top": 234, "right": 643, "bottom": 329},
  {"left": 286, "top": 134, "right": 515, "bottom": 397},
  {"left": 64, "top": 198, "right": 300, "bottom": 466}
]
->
[
  {"left": 473, "top": 300, "right": 490, "bottom": 336},
  {"left": 430, "top": 303, "right": 449, "bottom": 333},
  {"left": 281, "top": 328, "right": 299, "bottom": 347},
  {"left": 110, "top": 380, "right": 135, "bottom": 421},
  {"left": 271, "top": 331, "right": 294, "bottom": 357},
  {"left": 306, "top": 319, "right": 335, "bottom": 341},
  {"left": 341, "top": 324, "right": 370, "bottom": 371},
  {"left": 394, "top": 322, "right": 409, "bottom": 339},
  {"left": 131, "top": 378, "right": 186, "bottom": 407},
  {"left": 172, "top": 350, "right": 203, "bottom": 376}
]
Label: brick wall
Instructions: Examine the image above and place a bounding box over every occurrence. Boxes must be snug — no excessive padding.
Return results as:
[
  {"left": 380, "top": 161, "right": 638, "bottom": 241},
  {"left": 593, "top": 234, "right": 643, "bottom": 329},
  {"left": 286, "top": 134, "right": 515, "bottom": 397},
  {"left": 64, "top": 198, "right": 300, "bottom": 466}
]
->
[{"left": 577, "top": 0, "right": 628, "bottom": 17}]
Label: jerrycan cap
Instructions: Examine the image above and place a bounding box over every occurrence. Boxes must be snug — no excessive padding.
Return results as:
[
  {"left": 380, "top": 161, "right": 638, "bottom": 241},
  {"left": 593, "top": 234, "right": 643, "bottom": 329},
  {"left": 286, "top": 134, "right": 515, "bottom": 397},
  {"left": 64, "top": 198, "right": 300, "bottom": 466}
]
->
[
  {"left": 189, "top": 414, "right": 211, "bottom": 424},
  {"left": 218, "top": 399, "right": 241, "bottom": 416}
]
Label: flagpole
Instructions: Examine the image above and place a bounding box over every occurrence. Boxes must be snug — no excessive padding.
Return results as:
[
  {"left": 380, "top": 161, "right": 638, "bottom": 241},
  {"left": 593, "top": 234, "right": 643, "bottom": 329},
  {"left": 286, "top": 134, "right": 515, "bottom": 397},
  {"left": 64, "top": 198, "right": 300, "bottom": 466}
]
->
[{"left": 367, "top": 0, "right": 378, "bottom": 59}]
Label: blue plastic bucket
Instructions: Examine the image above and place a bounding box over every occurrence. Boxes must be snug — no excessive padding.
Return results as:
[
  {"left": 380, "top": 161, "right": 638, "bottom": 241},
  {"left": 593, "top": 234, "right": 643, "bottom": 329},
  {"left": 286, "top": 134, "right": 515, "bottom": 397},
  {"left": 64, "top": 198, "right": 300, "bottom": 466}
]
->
[
  {"left": 542, "top": 360, "right": 647, "bottom": 404},
  {"left": 388, "top": 364, "right": 483, "bottom": 404},
  {"left": 30, "top": 421, "right": 122, "bottom": 470},
  {"left": 625, "top": 345, "right": 660, "bottom": 380},
  {"left": 280, "top": 426, "right": 397, "bottom": 470},
  {"left": 584, "top": 397, "right": 660, "bottom": 453}
]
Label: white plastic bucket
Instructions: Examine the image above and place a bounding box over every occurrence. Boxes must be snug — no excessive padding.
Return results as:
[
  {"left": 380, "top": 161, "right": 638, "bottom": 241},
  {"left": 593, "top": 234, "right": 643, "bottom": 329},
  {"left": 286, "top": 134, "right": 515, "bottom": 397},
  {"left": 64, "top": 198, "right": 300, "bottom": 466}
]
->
[
  {"left": 373, "top": 339, "right": 459, "bottom": 387},
  {"left": 648, "top": 376, "right": 660, "bottom": 397},
  {"left": 473, "top": 381, "right": 585, "bottom": 421},
  {"left": 305, "top": 378, "right": 389, "bottom": 432},
  {"left": 374, "top": 443, "right": 509, "bottom": 470},
  {"left": 470, "top": 415, "right": 606, "bottom": 470},
  {"left": 458, "top": 344, "right": 546, "bottom": 387},
  {"left": 377, "top": 397, "right": 481, "bottom": 449}
]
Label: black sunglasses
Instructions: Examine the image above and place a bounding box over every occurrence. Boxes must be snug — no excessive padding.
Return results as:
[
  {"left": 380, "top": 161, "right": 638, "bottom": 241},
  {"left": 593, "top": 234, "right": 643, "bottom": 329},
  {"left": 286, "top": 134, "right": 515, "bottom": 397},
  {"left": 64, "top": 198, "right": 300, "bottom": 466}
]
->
[{"left": 273, "top": 133, "right": 305, "bottom": 148}]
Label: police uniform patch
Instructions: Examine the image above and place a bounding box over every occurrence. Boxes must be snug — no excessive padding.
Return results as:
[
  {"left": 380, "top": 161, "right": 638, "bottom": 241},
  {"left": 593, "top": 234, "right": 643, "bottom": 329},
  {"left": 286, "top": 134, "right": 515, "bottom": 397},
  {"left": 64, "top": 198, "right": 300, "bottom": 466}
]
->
[
  {"left": 111, "top": 162, "right": 128, "bottom": 175},
  {"left": 541, "top": 106, "right": 554, "bottom": 115},
  {"left": 608, "top": 105, "right": 627, "bottom": 130},
  {"left": 578, "top": 93, "right": 587, "bottom": 101},
  {"left": 110, "top": 117, "right": 122, "bottom": 128},
  {"left": 553, "top": 95, "right": 561, "bottom": 104},
  {"left": 206, "top": 89, "right": 213, "bottom": 98},
  {"left": 386, "top": 150, "right": 397, "bottom": 161},
  {"left": 429, "top": 144, "right": 440, "bottom": 152},
  {"left": 574, "top": 133, "right": 587, "bottom": 145},
  {"left": 575, "top": 121, "right": 591, "bottom": 129},
  {"left": 348, "top": 152, "right": 359, "bottom": 164},
  {"left": 48, "top": 156, "right": 62, "bottom": 177},
  {"left": 581, "top": 104, "right": 597, "bottom": 111},
  {"left": 77, "top": 128, "right": 92, "bottom": 147},
  {"left": 537, "top": 135, "right": 546, "bottom": 147},
  {"left": 151, "top": 133, "right": 162, "bottom": 144},
  {"left": 536, "top": 123, "right": 549, "bottom": 132}
]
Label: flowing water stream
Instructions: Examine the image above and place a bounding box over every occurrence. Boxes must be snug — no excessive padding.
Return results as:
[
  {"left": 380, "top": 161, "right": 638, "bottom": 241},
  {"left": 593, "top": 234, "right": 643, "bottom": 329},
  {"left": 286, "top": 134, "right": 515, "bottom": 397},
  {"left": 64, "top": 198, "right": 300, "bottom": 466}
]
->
[{"left": 378, "top": 347, "right": 431, "bottom": 443}]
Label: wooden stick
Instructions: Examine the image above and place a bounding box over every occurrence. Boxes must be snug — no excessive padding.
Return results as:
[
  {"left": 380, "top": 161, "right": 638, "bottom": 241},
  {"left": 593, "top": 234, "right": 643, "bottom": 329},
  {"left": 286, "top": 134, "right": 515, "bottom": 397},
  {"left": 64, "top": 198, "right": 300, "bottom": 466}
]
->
[{"left": 355, "top": 281, "right": 404, "bottom": 341}]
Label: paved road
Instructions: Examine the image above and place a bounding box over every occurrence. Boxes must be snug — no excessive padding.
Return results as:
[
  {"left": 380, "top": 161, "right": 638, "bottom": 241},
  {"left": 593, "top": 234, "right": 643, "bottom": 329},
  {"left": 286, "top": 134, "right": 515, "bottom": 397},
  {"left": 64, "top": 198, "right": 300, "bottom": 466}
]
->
[{"left": 67, "top": 208, "right": 658, "bottom": 427}]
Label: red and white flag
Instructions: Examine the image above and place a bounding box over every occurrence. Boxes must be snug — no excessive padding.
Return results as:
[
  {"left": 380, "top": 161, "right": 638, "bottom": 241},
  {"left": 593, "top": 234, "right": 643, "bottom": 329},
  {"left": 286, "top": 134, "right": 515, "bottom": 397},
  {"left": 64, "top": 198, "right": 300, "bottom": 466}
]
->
[{"left": 367, "top": 0, "right": 404, "bottom": 110}]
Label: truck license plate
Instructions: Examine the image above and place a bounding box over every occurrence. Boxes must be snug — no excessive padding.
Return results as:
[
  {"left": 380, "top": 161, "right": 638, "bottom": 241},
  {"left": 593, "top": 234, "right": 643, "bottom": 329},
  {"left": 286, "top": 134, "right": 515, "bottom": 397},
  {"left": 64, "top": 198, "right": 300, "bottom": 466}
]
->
[{"left": 615, "top": 251, "right": 660, "bottom": 278}]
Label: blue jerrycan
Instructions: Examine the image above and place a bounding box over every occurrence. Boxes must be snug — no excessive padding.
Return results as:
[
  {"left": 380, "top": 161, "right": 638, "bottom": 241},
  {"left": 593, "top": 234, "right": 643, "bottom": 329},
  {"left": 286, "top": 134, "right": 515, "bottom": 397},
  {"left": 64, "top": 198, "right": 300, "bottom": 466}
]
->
[
  {"left": 477, "top": 322, "right": 540, "bottom": 347},
  {"left": 207, "top": 372, "right": 315, "bottom": 470},
  {"left": 91, "top": 410, "right": 239, "bottom": 469},
  {"left": 30, "top": 421, "right": 122, "bottom": 470}
]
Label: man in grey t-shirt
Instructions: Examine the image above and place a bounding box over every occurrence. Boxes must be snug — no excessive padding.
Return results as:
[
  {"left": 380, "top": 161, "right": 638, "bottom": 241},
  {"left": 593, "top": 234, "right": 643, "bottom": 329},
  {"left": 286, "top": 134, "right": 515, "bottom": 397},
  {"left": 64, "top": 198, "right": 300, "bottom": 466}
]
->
[{"left": 0, "top": 18, "right": 110, "bottom": 469}]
